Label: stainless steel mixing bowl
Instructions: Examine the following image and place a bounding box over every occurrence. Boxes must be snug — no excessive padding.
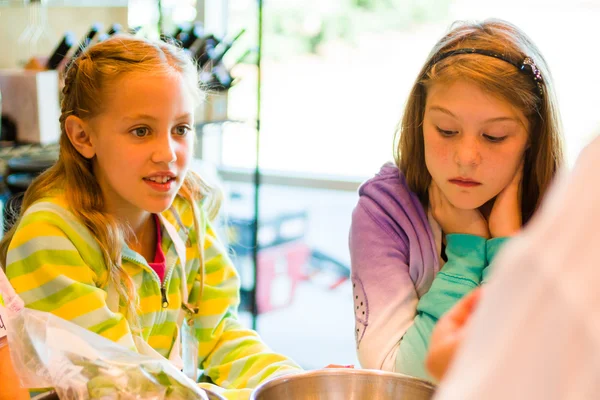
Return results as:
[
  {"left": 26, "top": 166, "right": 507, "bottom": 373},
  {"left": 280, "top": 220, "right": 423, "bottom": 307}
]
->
[{"left": 250, "top": 368, "right": 436, "bottom": 400}]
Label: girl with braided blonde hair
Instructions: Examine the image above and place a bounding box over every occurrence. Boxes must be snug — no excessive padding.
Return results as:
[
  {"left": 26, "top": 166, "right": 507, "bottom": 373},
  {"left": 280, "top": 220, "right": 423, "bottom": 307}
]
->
[{"left": 1, "top": 35, "right": 301, "bottom": 398}]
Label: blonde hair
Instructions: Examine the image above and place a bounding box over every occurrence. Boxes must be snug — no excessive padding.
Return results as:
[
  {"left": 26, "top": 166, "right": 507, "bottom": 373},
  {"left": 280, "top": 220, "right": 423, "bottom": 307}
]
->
[
  {"left": 0, "top": 35, "right": 220, "bottom": 328},
  {"left": 394, "top": 19, "right": 564, "bottom": 223}
]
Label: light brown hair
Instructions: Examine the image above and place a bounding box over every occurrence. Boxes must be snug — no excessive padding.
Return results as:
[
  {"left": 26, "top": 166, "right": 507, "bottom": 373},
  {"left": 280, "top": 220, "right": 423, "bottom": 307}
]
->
[
  {"left": 0, "top": 35, "right": 220, "bottom": 327},
  {"left": 394, "top": 19, "right": 564, "bottom": 223}
]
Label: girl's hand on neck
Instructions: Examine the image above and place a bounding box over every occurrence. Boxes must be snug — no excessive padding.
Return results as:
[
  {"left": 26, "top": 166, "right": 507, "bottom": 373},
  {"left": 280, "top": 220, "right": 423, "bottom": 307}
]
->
[
  {"left": 429, "top": 180, "right": 490, "bottom": 239},
  {"left": 487, "top": 160, "right": 524, "bottom": 238}
]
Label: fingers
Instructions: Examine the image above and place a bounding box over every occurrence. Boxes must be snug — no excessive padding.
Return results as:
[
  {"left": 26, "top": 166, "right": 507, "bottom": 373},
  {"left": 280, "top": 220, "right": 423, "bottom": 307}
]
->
[
  {"left": 496, "top": 160, "right": 524, "bottom": 202},
  {"left": 515, "top": 159, "right": 525, "bottom": 203},
  {"left": 446, "top": 287, "right": 482, "bottom": 326},
  {"left": 512, "top": 158, "right": 525, "bottom": 187},
  {"left": 434, "top": 288, "right": 481, "bottom": 337},
  {"left": 426, "top": 288, "right": 483, "bottom": 381},
  {"left": 428, "top": 179, "right": 439, "bottom": 207},
  {"left": 429, "top": 179, "right": 448, "bottom": 223},
  {"left": 429, "top": 179, "right": 448, "bottom": 209}
]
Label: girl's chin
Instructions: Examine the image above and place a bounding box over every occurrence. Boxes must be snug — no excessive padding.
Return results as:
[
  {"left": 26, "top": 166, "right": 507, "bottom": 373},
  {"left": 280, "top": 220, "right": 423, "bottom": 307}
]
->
[
  {"left": 440, "top": 187, "right": 495, "bottom": 211},
  {"left": 446, "top": 198, "right": 490, "bottom": 211},
  {"left": 142, "top": 198, "right": 177, "bottom": 214}
]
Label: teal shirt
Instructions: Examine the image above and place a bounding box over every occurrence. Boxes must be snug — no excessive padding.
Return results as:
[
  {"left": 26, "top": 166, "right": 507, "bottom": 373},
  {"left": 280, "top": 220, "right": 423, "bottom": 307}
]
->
[{"left": 395, "top": 234, "right": 509, "bottom": 380}]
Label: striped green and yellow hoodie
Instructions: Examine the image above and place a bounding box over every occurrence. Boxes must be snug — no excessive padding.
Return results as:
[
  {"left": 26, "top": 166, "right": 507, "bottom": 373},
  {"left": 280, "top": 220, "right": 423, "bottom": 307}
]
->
[{"left": 5, "top": 193, "right": 301, "bottom": 399}]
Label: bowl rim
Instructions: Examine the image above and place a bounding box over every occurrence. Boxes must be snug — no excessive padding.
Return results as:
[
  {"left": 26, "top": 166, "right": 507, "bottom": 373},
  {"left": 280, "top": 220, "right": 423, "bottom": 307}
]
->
[{"left": 249, "top": 368, "right": 436, "bottom": 399}]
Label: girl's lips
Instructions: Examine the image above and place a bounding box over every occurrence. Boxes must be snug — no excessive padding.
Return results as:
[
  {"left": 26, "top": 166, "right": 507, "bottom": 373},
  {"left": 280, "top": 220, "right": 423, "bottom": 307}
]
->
[
  {"left": 449, "top": 179, "right": 481, "bottom": 188},
  {"left": 145, "top": 171, "right": 176, "bottom": 179},
  {"left": 143, "top": 177, "right": 175, "bottom": 192}
]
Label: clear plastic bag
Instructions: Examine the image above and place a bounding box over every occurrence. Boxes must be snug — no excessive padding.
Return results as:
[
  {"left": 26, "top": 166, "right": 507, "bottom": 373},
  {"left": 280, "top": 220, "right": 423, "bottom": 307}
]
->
[{"left": 0, "top": 268, "right": 209, "bottom": 400}]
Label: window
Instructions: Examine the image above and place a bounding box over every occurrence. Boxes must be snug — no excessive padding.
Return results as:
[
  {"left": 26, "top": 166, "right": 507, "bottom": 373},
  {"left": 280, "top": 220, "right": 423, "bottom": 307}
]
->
[
  {"left": 216, "top": 0, "right": 600, "bottom": 369},
  {"left": 223, "top": 0, "right": 600, "bottom": 178}
]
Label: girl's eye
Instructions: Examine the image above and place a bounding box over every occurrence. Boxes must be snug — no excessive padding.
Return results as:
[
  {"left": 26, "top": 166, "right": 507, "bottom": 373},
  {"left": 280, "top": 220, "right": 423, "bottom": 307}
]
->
[
  {"left": 483, "top": 134, "right": 507, "bottom": 143},
  {"left": 174, "top": 125, "right": 191, "bottom": 136},
  {"left": 131, "top": 127, "right": 150, "bottom": 137},
  {"left": 436, "top": 126, "right": 458, "bottom": 137}
]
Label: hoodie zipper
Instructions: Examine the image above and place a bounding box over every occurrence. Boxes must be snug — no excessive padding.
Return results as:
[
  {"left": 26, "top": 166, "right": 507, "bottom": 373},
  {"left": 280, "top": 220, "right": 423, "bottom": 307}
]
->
[
  {"left": 160, "top": 264, "right": 177, "bottom": 308},
  {"left": 160, "top": 287, "right": 169, "bottom": 308},
  {"left": 122, "top": 254, "right": 176, "bottom": 309},
  {"left": 123, "top": 211, "right": 187, "bottom": 310}
]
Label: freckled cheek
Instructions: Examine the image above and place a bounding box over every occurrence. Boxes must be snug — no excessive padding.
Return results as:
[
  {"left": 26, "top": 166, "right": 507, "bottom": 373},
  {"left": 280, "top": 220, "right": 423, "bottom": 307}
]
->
[
  {"left": 479, "top": 150, "right": 516, "bottom": 187},
  {"left": 433, "top": 142, "right": 450, "bottom": 162},
  {"left": 424, "top": 135, "right": 452, "bottom": 172}
]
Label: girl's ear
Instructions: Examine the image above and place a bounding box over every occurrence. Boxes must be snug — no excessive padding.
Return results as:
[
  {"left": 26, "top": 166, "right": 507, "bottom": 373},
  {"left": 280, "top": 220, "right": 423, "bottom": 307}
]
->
[{"left": 65, "top": 115, "right": 96, "bottom": 159}]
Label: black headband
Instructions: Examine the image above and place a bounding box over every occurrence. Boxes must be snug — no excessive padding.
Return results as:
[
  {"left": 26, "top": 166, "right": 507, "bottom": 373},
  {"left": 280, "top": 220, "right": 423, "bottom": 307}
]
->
[{"left": 427, "top": 48, "right": 544, "bottom": 97}]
